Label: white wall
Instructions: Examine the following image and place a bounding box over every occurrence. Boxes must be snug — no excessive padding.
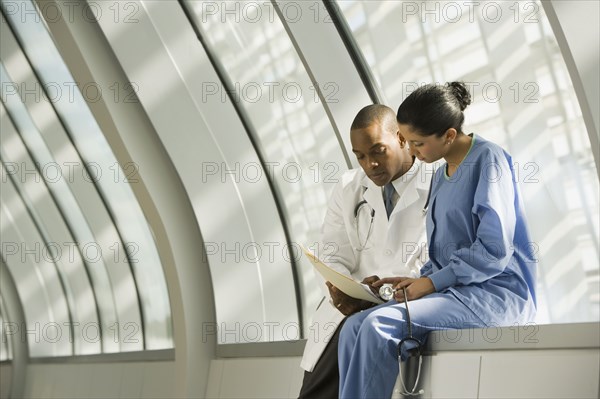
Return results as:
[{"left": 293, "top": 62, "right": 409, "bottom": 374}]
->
[
  {"left": 0, "top": 363, "right": 12, "bottom": 398},
  {"left": 422, "top": 349, "right": 599, "bottom": 399},
  {"left": 206, "top": 357, "right": 304, "bottom": 399},
  {"left": 202, "top": 347, "right": 600, "bottom": 399},
  {"left": 16, "top": 341, "right": 599, "bottom": 399},
  {"left": 22, "top": 361, "right": 177, "bottom": 399},
  {"left": 204, "top": 324, "right": 600, "bottom": 399}
]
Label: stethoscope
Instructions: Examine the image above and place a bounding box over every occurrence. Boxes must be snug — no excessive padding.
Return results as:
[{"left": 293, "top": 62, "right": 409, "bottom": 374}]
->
[
  {"left": 379, "top": 286, "right": 425, "bottom": 396},
  {"left": 353, "top": 199, "right": 375, "bottom": 251},
  {"left": 353, "top": 178, "right": 434, "bottom": 251}
]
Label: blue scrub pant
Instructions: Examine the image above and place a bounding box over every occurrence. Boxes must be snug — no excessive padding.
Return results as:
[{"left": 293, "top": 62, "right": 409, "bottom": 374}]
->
[{"left": 338, "top": 293, "right": 487, "bottom": 399}]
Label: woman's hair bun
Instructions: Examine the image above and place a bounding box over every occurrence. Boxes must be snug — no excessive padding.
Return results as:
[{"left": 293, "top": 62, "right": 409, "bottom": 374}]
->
[{"left": 447, "top": 81, "right": 471, "bottom": 111}]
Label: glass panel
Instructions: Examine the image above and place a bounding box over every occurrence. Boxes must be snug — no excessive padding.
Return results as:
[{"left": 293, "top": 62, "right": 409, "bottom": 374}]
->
[
  {"left": 186, "top": 0, "right": 349, "bottom": 235},
  {"left": 183, "top": 0, "right": 349, "bottom": 340},
  {"left": 338, "top": 0, "right": 599, "bottom": 323},
  {"left": 1, "top": 67, "right": 101, "bottom": 354},
  {"left": 0, "top": 163, "right": 71, "bottom": 356},
  {"left": 0, "top": 296, "right": 12, "bottom": 361},
  {"left": 1, "top": 0, "right": 173, "bottom": 350},
  {"left": 1, "top": 61, "right": 121, "bottom": 352}
]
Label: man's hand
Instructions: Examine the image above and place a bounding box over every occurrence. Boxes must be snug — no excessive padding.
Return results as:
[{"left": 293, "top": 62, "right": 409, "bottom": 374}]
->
[
  {"left": 327, "top": 280, "right": 375, "bottom": 316},
  {"left": 373, "top": 277, "right": 435, "bottom": 302},
  {"left": 361, "top": 275, "right": 381, "bottom": 296}
]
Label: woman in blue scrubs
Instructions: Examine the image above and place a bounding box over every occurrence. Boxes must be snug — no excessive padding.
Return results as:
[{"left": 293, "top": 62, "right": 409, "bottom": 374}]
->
[{"left": 337, "top": 82, "right": 537, "bottom": 399}]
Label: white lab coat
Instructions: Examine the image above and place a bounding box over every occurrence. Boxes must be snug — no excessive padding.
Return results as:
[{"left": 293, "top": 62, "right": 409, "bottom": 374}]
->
[{"left": 301, "top": 159, "right": 433, "bottom": 372}]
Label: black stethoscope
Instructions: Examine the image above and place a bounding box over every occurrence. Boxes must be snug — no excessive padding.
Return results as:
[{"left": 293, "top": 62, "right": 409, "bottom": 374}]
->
[
  {"left": 353, "top": 178, "right": 434, "bottom": 250},
  {"left": 353, "top": 199, "right": 375, "bottom": 251},
  {"left": 378, "top": 285, "right": 425, "bottom": 396}
]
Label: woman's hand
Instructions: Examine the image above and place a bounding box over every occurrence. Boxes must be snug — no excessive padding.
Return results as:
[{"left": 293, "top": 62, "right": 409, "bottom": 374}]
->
[{"left": 373, "top": 277, "right": 435, "bottom": 302}]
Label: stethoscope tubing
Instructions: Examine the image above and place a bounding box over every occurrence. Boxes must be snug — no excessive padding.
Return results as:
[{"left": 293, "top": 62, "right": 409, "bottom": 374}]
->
[{"left": 354, "top": 177, "right": 434, "bottom": 221}]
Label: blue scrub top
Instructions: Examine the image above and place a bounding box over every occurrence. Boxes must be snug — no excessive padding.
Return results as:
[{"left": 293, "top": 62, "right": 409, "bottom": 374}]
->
[{"left": 422, "top": 134, "right": 537, "bottom": 325}]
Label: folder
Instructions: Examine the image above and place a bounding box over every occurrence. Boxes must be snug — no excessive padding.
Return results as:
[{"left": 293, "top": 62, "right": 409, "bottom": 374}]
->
[{"left": 302, "top": 245, "right": 383, "bottom": 304}]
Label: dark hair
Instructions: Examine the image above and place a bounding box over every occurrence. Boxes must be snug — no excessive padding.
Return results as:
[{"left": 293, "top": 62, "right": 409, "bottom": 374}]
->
[
  {"left": 396, "top": 82, "right": 471, "bottom": 137},
  {"left": 351, "top": 104, "right": 398, "bottom": 133}
]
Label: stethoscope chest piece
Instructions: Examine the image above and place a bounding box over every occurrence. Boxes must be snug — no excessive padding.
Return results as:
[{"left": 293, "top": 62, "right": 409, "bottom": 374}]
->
[{"left": 378, "top": 284, "right": 394, "bottom": 301}]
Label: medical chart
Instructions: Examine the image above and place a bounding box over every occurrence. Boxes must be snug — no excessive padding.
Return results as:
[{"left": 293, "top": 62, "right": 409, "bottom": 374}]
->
[{"left": 302, "top": 246, "right": 384, "bottom": 304}]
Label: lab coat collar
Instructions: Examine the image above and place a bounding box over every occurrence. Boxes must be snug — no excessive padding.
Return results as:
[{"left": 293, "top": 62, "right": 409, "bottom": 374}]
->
[
  {"left": 360, "top": 173, "right": 384, "bottom": 214},
  {"left": 409, "top": 158, "right": 435, "bottom": 191},
  {"left": 359, "top": 158, "right": 431, "bottom": 215},
  {"left": 391, "top": 158, "right": 423, "bottom": 213}
]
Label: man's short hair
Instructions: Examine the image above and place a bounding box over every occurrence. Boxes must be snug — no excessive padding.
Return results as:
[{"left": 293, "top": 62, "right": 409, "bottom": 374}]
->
[{"left": 351, "top": 104, "right": 398, "bottom": 134}]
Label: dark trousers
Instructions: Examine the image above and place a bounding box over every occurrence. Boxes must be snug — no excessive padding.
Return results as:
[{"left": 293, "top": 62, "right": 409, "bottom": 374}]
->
[{"left": 298, "top": 318, "right": 347, "bottom": 399}]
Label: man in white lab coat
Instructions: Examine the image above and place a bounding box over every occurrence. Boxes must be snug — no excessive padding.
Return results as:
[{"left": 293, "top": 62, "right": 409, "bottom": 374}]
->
[{"left": 298, "top": 104, "right": 433, "bottom": 398}]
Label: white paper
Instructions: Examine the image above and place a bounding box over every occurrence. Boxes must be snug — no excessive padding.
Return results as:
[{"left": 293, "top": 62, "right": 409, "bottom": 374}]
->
[{"left": 302, "top": 245, "right": 383, "bottom": 304}]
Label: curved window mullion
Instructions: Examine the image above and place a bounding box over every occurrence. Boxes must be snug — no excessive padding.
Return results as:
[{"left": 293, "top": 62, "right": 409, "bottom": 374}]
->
[
  {"left": 179, "top": 0, "right": 304, "bottom": 341},
  {"left": 0, "top": 57, "right": 122, "bottom": 352},
  {"left": 5, "top": 0, "right": 173, "bottom": 350},
  {"left": 0, "top": 3, "right": 145, "bottom": 352},
  {"left": 536, "top": 20, "right": 599, "bottom": 258},
  {"left": 1, "top": 0, "right": 177, "bottom": 352},
  {"left": 0, "top": 163, "right": 71, "bottom": 356},
  {"left": 322, "top": 0, "right": 385, "bottom": 104},
  {"left": 0, "top": 155, "right": 77, "bottom": 354},
  {"left": 0, "top": 98, "right": 102, "bottom": 354},
  {"left": 0, "top": 295, "right": 13, "bottom": 361}
]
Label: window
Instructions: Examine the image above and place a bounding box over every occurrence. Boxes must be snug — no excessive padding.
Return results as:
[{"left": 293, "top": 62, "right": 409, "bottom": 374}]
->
[
  {"left": 0, "top": 0, "right": 173, "bottom": 354},
  {"left": 182, "top": 0, "right": 349, "bottom": 342},
  {"left": 338, "top": 0, "right": 599, "bottom": 323}
]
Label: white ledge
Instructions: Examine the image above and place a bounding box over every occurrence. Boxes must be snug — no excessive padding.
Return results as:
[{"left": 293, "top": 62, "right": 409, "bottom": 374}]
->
[
  {"left": 215, "top": 322, "right": 599, "bottom": 358},
  {"left": 425, "top": 322, "right": 599, "bottom": 352}
]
